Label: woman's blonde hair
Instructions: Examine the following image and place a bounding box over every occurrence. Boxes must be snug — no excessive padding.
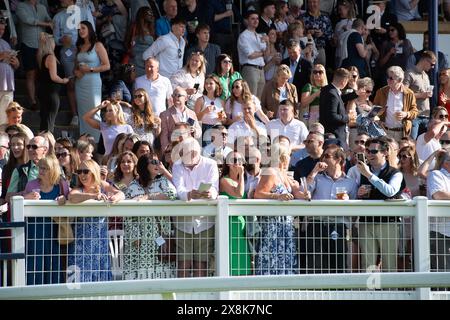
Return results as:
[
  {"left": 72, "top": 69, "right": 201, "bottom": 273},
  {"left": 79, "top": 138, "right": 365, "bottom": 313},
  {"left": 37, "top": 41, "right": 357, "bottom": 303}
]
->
[
  {"left": 105, "top": 101, "right": 127, "bottom": 126},
  {"left": 275, "top": 64, "right": 292, "bottom": 82},
  {"left": 38, "top": 156, "right": 62, "bottom": 186},
  {"left": 310, "top": 64, "right": 328, "bottom": 87},
  {"left": 185, "top": 51, "right": 206, "bottom": 75},
  {"left": 270, "top": 143, "right": 291, "bottom": 168},
  {"left": 6, "top": 101, "right": 24, "bottom": 115},
  {"left": 78, "top": 159, "right": 102, "bottom": 192},
  {"left": 37, "top": 32, "right": 57, "bottom": 69}
]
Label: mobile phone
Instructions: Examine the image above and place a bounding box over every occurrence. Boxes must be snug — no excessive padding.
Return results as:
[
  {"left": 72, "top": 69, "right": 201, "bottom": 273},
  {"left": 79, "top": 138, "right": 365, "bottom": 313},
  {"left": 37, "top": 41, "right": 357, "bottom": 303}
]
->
[
  {"left": 356, "top": 153, "right": 366, "bottom": 164},
  {"left": 193, "top": 83, "right": 200, "bottom": 90},
  {"left": 187, "top": 118, "right": 195, "bottom": 126},
  {"left": 368, "top": 105, "right": 383, "bottom": 118},
  {"left": 198, "top": 182, "right": 212, "bottom": 193}
]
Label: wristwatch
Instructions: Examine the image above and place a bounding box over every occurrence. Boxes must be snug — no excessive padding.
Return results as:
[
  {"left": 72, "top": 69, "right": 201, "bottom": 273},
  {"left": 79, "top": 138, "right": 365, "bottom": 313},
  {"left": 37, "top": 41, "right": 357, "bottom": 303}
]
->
[{"left": 90, "top": 67, "right": 94, "bottom": 73}]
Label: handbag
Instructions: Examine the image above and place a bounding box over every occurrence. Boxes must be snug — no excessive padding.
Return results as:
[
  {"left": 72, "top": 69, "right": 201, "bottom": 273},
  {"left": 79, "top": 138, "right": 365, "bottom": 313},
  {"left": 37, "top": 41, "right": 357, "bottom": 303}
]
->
[
  {"left": 52, "top": 179, "right": 74, "bottom": 245},
  {"left": 101, "top": 22, "right": 116, "bottom": 39}
]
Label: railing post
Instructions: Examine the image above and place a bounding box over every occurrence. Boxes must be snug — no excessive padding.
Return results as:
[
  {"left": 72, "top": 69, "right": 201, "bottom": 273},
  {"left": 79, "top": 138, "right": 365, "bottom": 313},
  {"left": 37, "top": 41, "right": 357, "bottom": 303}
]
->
[
  {"left": 413, "top": 196, "right": 430, "bottom": 300},
  {"left": 10, "top": 196, "right": 25, "bottom": 287},
  {"left": 216, "top": 196, "right": 230, "bottom": 299}
]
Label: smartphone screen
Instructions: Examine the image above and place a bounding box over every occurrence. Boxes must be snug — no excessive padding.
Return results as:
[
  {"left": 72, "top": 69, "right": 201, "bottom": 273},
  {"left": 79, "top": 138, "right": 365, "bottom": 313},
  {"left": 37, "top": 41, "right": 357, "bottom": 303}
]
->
[
  {"left": 187, "top": 118, "right": 195, "bottom": 126},
  {"left": 194, "top": 83, "right": 200, "bottom": 90},
  {"left": 356, "top": 153, "right": 366, "bottom": 163}
]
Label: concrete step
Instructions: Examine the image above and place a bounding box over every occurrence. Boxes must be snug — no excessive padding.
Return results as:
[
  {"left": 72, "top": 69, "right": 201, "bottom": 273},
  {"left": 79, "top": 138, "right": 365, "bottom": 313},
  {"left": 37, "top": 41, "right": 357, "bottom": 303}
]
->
[
  {"left": 14, "top": 94, "right": 71, "bottom": 112},
  {"left": 28, "top": 124, "right": 80, "bottom": 140},
  {"left": 22, "top": 109, "right": 73, "bottom": 128}
]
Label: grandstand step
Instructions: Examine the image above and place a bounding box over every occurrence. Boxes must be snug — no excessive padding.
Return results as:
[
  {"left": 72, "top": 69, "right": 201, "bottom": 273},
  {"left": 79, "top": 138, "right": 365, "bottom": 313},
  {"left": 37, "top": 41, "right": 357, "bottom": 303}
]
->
[
  {"left": 27, "top": 124, "right": 79, "bottom": 140},
  {"left": 14, "top": 94, "right": 71, "bottom": 112},
  {"left": 22, "top": 109, "right": 73, "bottom": 128}
]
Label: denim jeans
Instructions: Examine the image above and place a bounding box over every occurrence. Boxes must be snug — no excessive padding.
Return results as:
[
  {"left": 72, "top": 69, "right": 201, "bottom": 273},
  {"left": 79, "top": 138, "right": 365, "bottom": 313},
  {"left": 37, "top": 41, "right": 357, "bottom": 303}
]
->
[{"left": 410, "top": 116, "right": 429, "bottom": 140}]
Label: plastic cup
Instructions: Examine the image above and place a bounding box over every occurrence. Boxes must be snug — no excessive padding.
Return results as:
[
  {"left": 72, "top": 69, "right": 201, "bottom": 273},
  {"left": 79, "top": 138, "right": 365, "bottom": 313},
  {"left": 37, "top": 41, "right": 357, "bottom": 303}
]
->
[{"left": 335, "top": 187, "right": 347, "bottom": 200}]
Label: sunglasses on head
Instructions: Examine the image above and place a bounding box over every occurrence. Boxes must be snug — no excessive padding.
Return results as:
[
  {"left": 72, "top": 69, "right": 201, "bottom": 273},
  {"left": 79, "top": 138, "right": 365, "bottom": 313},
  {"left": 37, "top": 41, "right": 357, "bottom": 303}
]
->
[
  {"left": 76, "top": 169, "right": 90, "bottom": 175},
  {"left": 26, "top": 144, "right": 40, "bottom": 150},
  {"left": 366, "top": 149, "right": 380, "bottom": 154},
  {"left": 56, "top": 152, "right": 68, "bottom": 159},
  {"left": 150, "top": 159, "right": 160, "bottom": 165}
]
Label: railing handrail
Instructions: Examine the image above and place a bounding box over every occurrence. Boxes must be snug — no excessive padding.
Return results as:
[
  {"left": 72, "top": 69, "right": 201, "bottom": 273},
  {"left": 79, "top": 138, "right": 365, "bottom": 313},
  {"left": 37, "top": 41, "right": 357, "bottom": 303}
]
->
[{"left": 1, "top": 272, "right": 449, "bottom": 300}]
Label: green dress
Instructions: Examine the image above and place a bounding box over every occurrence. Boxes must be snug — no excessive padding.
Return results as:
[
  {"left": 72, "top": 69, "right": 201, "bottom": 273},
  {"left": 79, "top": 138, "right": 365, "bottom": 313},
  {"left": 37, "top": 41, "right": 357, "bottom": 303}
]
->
[{"left": 220, "top": 177, "right": 252, "bottom": 276}]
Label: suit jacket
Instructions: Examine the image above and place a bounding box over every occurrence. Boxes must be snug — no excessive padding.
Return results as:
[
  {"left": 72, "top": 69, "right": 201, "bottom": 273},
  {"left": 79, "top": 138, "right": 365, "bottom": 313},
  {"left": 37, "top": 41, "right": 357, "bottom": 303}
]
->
[
  {"left": 281, "top": 57, "right": 313, "bottom": 95},
  {"left": 319, "top": 83, "right": 349, "bottom": 150},
  {"left": 160, "top": 106, "right": 202, "bottom": 152},
  {"left": 373, "top": 85, "right": 418, "bottom": 135}
]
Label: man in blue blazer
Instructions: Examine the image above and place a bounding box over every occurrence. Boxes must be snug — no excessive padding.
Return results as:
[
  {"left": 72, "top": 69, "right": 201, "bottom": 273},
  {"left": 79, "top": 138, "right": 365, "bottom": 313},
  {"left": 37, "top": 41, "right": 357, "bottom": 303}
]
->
[{"left": 319, "top": 68, "right": 350, "bottom": 150}]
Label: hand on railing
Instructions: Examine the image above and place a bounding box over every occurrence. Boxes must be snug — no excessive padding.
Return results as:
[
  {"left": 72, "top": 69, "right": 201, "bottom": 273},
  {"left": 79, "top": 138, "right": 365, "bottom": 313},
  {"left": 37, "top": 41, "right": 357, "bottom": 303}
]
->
[{"left": 55, "top": 195, "right": 66, "bottom": 205}]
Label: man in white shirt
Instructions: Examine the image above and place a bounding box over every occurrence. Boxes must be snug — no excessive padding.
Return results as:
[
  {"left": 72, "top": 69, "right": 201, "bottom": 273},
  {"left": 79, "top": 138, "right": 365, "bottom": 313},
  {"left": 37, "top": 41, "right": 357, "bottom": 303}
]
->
[
  {"left": 237, "top": 10, "right": 268, "bottom": 99},
  {"left": 227, "top": 100, "right": 267, "bottom": 145},
  {"left": 133, "top": 57, "right": 173, "bottom": 116},
  {"left": 202, "top": 124, "right": 233, "bottom": 164},
  {"left": 427, "top": 148, "right": 450, "bottom": 271},
  {"left": 266, "top": 101, "right": 308, "bottom": 151},
  {"left": 416, "top": 117, "right": 448, "bottom": 167},
  {"left": 142, "top": 17, "right": 186, "bottom": 78},
  {"left": 172, "top": 137, "right": 219, "bottom": 277}
]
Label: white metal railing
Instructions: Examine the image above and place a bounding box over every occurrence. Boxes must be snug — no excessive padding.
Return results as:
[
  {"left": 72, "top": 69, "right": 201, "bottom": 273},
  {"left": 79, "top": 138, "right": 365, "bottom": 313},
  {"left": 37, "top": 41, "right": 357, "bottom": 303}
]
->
[{"left": 1, "top": 196, "right": 449, "bottom": 300}]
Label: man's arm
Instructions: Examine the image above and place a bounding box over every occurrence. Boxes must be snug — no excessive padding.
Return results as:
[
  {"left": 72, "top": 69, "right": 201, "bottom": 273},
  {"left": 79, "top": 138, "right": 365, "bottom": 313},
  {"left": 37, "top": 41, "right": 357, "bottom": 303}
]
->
[
  {"left": 172, "top": 164, "right": 189, "bottom": 201},
  {"left": 369, "top": 172, "right": 403, "bottom": 197},
  {"left": 328, "top": 91, "right": 349, "bottom": 125}
]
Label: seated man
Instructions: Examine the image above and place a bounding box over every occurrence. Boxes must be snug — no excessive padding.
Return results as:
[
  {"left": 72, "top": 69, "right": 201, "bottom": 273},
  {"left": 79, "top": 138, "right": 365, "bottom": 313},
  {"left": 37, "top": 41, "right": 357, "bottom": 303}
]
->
[{"left": 202, "top": 124, "right": 233, "bottom": 164}]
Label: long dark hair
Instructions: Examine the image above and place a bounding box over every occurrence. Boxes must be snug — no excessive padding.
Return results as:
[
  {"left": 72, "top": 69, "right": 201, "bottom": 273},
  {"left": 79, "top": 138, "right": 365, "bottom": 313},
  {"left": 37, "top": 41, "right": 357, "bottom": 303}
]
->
[
  {"left": 76, "top": 21, "right": 97, "bottom": 52},
  {"left": 215, "top": 54, "right": 234, "bottom": 76},
  {"left": 137, "top": 153, "right": 157, "bottom": 188}
]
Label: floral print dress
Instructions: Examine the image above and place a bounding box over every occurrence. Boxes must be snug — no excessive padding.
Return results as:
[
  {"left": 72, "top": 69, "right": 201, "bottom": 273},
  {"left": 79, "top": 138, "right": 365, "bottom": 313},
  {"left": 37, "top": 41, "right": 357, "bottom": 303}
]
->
[
  {"left": 123, "top": 176, "right": 177, "bottom": 280},
  {"left": 254, "top": 182, "right": 298, "bottom": 275}
]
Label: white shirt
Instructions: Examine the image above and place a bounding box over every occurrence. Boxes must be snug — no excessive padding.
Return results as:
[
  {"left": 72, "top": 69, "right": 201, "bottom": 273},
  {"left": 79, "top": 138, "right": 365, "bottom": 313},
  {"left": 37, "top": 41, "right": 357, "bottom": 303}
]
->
[
  {"left": 266, "top": 118, "right": 309, "bottom": 147},
  {"left": 427, "top": 168, "right": 450, "bottom": 237},
  {"left": 225, "top": 95, "right": 262, "bottom": 119},
  {"left": 385, "top": 90, "right": 404, "bottom": 128},
  {"left": 202, "top": 143, "right": 233, "bottom": 161},
  {"left": 199, "top": 96, "right": 224, "bottom": 125},
  {"left": 142, "top": 32, "right": 185, "bottom": 78},
  {"left": 237, "top": 29, "right": 267, "bottom": 66},
  {"left": 227, "top": 119, "right": 268, "bottom": 144},
  {"left": 416, "top": 133, "right": 441, "bottom": 167},
  {"left": 172, "top": 156, "right": 219, "bottom": 234},
  {"left": 134, "top": 74, "right": 173, "bottom": 116}
]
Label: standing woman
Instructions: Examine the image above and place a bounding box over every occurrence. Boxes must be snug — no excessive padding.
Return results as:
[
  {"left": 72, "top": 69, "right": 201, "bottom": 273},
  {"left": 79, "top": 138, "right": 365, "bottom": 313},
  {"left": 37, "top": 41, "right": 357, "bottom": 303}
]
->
[
  {"left": 67, "top": 159, "right": 124, "bottom": 282},
  {"left": 254, "top": 144, "right": 308, "bottom": 275},
  {"left": 214, "top": 54, "right": 242, "bottom": 101},
  {"left": 300, "top": 64, "right": 328, "bottom": 128},
  {"left": 123, "top": 153, "right": 177, "bottom": 280},
  {"left": 264, "top": 28, "right": 282, "bottom": 82},
  {"left": 219, "top": 151, "right": 251, "bottom": 276},
  {"left": 128, "top": 88, "right": 161, "bottom": 145},
  {"left": 23, "top": 156, "right": 69, "bottom": 285},
  {"left": 170, "top": 51, "right": 206, "bottom": 110},
  {"left": 194, "top": 75, "right": 226, "bottom": 145},
  {"left": 130, "top": 7, "right": 155, "bottom": 77},
  {"left": 74, "top": 21, "right": 110, "bottom": 142},
  {"left": 37, "top": 32, "right": 70, "bottom": 132},
  {"left": 83, "top": 100, "right": 134, "bottom": 156}
]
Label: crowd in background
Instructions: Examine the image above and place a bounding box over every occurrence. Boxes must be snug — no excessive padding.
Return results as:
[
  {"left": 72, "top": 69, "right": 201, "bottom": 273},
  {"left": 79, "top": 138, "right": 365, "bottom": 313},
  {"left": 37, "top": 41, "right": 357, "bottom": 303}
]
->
[{"left": 0, "top": 0, "right": 449, "bottom": 284}]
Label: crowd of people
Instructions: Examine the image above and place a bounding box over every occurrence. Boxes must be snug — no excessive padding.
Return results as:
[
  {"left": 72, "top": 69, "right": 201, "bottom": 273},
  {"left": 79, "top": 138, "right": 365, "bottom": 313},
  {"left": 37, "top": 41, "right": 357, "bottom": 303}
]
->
[{"left": 0, "top": 0, "right": 449, "bottom": 285}]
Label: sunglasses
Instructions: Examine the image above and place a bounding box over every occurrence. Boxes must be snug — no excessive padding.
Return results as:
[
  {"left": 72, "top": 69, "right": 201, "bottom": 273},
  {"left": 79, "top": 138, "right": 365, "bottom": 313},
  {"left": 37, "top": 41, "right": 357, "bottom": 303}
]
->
[
  {"left": 366, "top": 149, "right": 380, "bottom": 154},
  {"left": 440, "top": 139, "right": 450, "bottom": 146},
  {"left": 56, "top": 152, "right": 69, "bottom": 159},
  {"left": 354, "top": 140, "right": 367, "bottom": 145},
  {"left": 223, "top": 60, "right": 232, "bottom": 64},
  {"left": 26, "top": 144, "right": 41, "bottom": 150},
  {"left": 220, "top": 132, "right": 228, "bottom": 137},
  {"left": 172, "top": 93, "right": 186, "bottom": 98},
  {"left": 351, "top": 75, "right": 358, "bottom": 79},
  {"left": 134, "top": 94, "right": 144, "bottom": 99},
  {"left": 398, "top": 154, "right": 411, "bottom": 160},
  {"left": 438, "top": 114, "right": 449, "bottom": 119},
  {"left": 76, "top": 169, "right": 90, "bottom": 175},
  {"left": 313, "top": 70, "right": 323, "bottom": 74},
  {"left": 150, "top": 159, "right": 160, "bottom": 165},
  {"left": 177, "top": 48, "right": 182, "bottom": 59}
]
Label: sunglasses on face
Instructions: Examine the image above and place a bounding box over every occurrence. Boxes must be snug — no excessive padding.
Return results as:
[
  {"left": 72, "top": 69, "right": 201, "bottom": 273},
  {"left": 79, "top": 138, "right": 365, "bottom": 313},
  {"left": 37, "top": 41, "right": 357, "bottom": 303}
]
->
[
  {"left": 354, "top": 140, "right": 367, "bottom": 145},
  {"left": 150, "top": 159, "right": 160, "bottom": 165},
  {"left": 313, "top": 70, "right": 323, "bottom": 74},
  {"left": 76, "top": 169, "right": 90, "bottom": 175},
  {"left": 26, "top": 144, "right": 40, "bottom": 150},
  {"left": 398, "top": 154, "right": 411, "bottom": 160},
  {"left": 440, "top": 139, "right": 450, "bottom": 146},
  {"left": 351, "top": 74, "right": 358, "bottom": 79},
  {"left": 223, "top": 60, "right": 232, "bottom": 64},
  {"left": 134, "top": 94, "right": 144, "bottom": 99},
  {"left": 366, "top": 149, "right": 380, "bottom": 154},
  {"left": 56, "top": 152, "right": 69, "bottom": 159},
  {"left": 438, "top": 114, "right": 449, "bottom": 119}
]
